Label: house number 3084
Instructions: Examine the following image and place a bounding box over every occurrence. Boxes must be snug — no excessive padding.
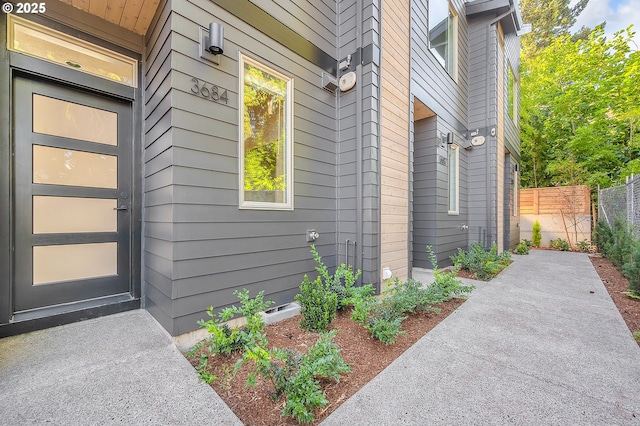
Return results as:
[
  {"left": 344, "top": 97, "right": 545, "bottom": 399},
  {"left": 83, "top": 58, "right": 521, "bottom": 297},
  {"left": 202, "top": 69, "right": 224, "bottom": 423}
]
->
[{"left": 190, "top": 77, "right": 228, "bottom": 104}]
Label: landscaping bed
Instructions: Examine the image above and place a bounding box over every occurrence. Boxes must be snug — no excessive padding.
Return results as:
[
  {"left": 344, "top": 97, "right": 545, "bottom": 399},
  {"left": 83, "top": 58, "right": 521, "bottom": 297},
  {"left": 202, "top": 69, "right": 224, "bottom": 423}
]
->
[
  {"left": 189, "top": 298, "right": 464, "bottom": 425},
  {"left": 589, "top": 254, "right": 640, "bottom": 344}
]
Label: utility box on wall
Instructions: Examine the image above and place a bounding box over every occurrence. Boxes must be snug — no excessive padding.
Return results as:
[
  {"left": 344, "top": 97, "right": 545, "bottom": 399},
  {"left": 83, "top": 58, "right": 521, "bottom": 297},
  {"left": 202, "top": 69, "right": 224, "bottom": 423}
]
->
[{"left": 519, "top": 186, "right": 592, "bottom": 247}]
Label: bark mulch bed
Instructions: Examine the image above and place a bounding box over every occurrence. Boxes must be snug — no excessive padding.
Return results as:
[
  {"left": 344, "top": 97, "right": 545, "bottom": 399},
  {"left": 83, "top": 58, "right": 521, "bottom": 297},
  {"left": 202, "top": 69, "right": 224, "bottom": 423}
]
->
[
  {"left": 589, "top": 254, "right": 640, "bottom": 341},
  {"left": 187, "top": 254, "right": 640, "bottom": 425},
  {"left": 188, "top": 298, "right": 465, "bottom": 426}
]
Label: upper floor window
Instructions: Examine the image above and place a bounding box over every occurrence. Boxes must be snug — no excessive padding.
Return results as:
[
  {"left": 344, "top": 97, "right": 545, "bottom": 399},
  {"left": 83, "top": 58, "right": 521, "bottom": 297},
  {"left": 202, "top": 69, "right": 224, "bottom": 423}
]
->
[
  {"left": 239, "top": 54, "right": 293, "bottom": 210},
  {"left": 429, "top": 1, "right": 458, "bottom": 79}
]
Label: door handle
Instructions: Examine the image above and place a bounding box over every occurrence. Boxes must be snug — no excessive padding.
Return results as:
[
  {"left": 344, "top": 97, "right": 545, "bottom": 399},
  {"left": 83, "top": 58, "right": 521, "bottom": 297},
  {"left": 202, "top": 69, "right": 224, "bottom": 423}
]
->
[{"left": 114, "top": 206, "right": 128, "bottom": 211}]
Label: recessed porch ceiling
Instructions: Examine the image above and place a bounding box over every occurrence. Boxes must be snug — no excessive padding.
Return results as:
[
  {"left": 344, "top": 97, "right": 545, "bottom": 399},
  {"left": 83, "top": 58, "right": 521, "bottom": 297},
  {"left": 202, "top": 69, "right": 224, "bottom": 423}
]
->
[
  {"left": 414, "top": 99, "right": 436, "bottom": 121},
  {"left": 58, "top": 0, "right": 160, "bottom": 35}
]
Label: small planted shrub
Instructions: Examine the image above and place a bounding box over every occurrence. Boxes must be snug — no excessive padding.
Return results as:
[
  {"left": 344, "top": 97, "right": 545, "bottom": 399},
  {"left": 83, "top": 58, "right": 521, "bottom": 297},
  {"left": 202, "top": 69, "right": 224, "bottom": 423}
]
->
[
  {"left": 577, "top": 239, "right": 591, "bottom": 252},
  {"left": 550, "top": 238, "right": 570, "bottom": 251},
  {"left": 189, "top": 289, "right": 273, "bottom": 383},
  {"left": 296, "top": 274, "right": 338, "bottom": 332},
  {"left": 523, "top": 239, "right": 533, "bottom": 248},
  {"left": 239, "top": 330, "right": 350, "bottom": 424},
  {"left": 310, "top": 244, "right": 361, "bottom": 310},
  {"left": 532, "top": 220, "right": 542, "bottom": 248},
  {"left": 594, "top": 218, "right": 640, "bottom": 298},
  {"left": 514, "top": 242, "right": 530, "bottom": 255},
  {"left": 451, "top": 242, "right": 511, "bottom": 281}
]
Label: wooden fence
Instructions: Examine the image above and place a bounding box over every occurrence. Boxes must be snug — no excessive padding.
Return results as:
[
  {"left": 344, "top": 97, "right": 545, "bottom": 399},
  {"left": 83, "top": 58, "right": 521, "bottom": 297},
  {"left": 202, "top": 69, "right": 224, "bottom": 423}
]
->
[{"left": 520, "top": 186, "right": 591, "bottom": 216}]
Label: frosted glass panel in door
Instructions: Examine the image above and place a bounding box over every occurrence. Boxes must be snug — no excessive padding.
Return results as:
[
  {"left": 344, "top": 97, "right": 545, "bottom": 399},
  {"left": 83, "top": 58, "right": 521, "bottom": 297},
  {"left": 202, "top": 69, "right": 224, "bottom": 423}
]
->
[
  {"left": 33, "top": 243, "right": 118, "bottom": 285},
  {"left": 33, "top": 94, "right": 118, "bottom": 145},
  {"left": 33, "top": 146, "right": 117, "bottom": 188},
  {"left": 33, "top": 196, "right": 117, "bottom": 234}
]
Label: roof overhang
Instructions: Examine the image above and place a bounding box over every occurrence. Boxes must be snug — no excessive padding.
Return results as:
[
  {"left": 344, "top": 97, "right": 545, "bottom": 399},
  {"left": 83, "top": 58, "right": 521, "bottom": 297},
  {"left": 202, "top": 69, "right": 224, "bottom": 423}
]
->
[{"left": 466, "top": 0, "right": 530, "bottom": 36}]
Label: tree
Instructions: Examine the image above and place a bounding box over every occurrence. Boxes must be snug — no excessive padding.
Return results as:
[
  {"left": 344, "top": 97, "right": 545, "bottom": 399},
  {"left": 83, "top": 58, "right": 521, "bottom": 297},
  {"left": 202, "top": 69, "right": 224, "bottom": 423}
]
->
[
  {"left": 520, "top": 26, "right": 640, "bottom": 190},
  {"left": 519, "top": 0, "right": 591, "bottom": 58}
]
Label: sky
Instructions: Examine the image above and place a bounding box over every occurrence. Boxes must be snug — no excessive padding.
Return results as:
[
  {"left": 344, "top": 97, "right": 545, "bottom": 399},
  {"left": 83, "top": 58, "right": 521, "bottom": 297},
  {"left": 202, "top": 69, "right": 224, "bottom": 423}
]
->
[{"left": 572, "top": 0, "right": 640, "bottom": 48}]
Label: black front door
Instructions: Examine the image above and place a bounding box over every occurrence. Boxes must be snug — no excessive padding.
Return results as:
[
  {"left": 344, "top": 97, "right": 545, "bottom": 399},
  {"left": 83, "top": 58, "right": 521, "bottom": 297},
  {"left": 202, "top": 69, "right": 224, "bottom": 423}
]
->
[{"left": 13, "top": 75, "right": 133, "bottom": 313}]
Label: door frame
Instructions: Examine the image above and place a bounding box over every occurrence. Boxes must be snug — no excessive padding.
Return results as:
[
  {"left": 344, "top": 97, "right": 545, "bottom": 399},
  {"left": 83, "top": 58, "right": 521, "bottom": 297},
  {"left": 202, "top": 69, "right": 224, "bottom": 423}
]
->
[{"left": 0, "top": 13, "right": 143, "bottom": 336}]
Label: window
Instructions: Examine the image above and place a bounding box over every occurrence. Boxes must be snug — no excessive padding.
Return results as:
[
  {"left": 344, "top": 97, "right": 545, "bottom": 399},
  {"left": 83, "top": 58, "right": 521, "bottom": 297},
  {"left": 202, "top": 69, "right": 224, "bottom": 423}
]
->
[
  {"left": 429, "top": 1, "right": 458, "bottom": 79},
  {"left": 7, "top": 15, "right": 137, "bottom": 87},
  {"left": 239, "top": 55, "right": 293, "bottom": 209},
  {"left": 448, "top": 144, "right": 459, "bottom": 214},
  {"left": 507, "top": 64, "right": 516, "bottom": 120},
  {"left": 513, "top": 169, "right": 519, "bottom": 216}
]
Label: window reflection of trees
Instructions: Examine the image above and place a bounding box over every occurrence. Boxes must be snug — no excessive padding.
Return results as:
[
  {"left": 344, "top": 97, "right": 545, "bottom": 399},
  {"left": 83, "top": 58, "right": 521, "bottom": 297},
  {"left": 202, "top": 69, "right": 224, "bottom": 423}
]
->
[{"left": 243, "top": 63, "right": 287, "bottom": 203}]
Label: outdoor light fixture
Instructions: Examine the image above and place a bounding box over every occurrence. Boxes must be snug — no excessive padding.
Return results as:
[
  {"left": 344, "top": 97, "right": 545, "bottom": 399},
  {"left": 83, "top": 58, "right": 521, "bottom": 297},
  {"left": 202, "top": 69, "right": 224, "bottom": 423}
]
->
[
  {"left": 199, "top": 23, "right": 224, "bottom": 64},
  {"left": 207, "top": 22, "right": 224, "bottom": 55}
]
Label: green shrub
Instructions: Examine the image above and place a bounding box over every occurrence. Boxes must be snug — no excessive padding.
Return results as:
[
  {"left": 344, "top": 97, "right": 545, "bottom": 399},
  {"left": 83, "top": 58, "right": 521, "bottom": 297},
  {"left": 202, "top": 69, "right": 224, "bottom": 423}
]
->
[
  {"left": 196, "top": 289, "right": 272, "bottom": 357},
  {"left": 310, "top": 245, "right": 361, "bottom": 310},
  {"left": 577, "top": 239, "right": 591, "bottom": 252},
  {"left": 514, "top": 242, "right": 530, "bottom": 255},
  {"left": 188, "top": 289, "right": 273, "bottom": 383},
  {"left": 532, "top": 220, "right": 542, "bottom": 248},
  {"left": 296, "top": 274, "right": 338, "bottom": 332},
  {"left": 621, "top": 239, "right": 640, "bottom": 297},
  {"left": 550, "top": 238, "right": 570, "bottom": 251},
  {"left": 240, "top": 330, "right": 350, "bottom": 423},
  {"left": 594, "top": 219, "right": 614, "bottom": 257},
  {"left": 523, "top": 239, "right": 533, "bottom": 248},
  {"left": 450, "top": 242, "right": 511, "bottom": 281},
  {"left": 427, "top": 246, "right": 474, "bottom": 301},
  {"left": 594, "top": 218, "right": 640, "bottom": 298}
]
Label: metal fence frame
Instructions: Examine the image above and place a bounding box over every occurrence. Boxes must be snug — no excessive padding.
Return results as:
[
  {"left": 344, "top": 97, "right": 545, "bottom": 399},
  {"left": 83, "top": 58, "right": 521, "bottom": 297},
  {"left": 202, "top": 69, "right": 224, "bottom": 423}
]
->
[{"left": 599, "top": 174, "right": 640, "bottom": 235}]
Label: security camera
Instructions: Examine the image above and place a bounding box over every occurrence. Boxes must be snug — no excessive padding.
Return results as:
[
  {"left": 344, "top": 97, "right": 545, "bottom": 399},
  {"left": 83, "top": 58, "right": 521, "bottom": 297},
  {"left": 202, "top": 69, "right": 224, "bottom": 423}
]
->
[{"left": 207, "top": 22, "right": 224, "bottom": 55}]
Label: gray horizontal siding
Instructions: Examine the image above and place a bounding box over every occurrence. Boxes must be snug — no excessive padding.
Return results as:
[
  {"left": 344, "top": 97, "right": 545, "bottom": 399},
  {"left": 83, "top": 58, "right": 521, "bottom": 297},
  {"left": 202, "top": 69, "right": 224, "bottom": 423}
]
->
[
  {"left": 142, "top": 0, "right": 339, "bottom": 335},
  {"left": 410, "top": 0, "right": 469, "bottom": 131},
  {"left": 411, "top": 115, "right": 468, "bottom": 268},
  {"left": 143, "top": 0, "right": 174, "bottom": 327}
]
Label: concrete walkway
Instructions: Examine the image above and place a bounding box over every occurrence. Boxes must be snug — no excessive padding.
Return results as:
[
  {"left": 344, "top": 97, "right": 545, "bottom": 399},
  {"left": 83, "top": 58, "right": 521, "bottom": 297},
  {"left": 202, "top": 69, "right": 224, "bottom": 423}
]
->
[
  {"left": 1, "top": 250, "right": 639, "bottom": 425},
  {"left": 322, "top": 250, "right": 640, "bottom": 425},
  {"left": 0, "top": 310, "right": 243, "bottom": 425}
]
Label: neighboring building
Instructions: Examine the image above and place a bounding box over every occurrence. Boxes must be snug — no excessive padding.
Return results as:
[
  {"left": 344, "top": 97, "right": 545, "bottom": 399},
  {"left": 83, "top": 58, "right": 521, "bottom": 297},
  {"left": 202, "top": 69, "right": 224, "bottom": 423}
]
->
[{"left": 0, "top": 0, "right": 525, "bottom": 337}]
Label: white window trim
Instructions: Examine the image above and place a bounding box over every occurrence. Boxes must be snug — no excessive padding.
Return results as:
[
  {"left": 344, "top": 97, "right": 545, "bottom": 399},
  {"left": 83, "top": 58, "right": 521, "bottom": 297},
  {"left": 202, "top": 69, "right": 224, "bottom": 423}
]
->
[
  {"left": 448, "top": 143, "right": 459, "bottom": 215},
  {"left": 238, "top": 53, "right": 294, "bottom": 210}
]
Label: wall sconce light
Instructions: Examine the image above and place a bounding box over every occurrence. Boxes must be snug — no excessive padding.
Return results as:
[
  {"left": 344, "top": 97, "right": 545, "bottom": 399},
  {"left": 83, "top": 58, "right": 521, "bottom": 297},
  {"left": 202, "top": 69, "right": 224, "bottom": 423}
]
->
[
  {"left": 207, "top": 22, "right": 224, "bottom": 55},
  {"left": 199, "top": 22, "right": 224, "bottom": 65},
  {"left": 440, "top": 132, "right": 453, "bottom": 147}
]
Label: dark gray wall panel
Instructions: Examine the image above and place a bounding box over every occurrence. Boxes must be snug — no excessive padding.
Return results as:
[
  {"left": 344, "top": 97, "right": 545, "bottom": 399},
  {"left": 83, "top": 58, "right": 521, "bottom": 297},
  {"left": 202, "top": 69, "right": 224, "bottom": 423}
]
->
[{"left": 141, "top": 0, "right": 339, "bottom": 335}]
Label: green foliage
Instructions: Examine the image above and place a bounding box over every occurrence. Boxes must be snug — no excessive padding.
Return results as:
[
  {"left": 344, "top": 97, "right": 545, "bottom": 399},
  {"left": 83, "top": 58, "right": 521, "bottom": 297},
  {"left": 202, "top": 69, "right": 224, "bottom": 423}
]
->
[
  {"left": 240, "top": 330, "right": 350, "bottom": 424},
  {"left": 577, "top": 239, "right": 591, "bottom": 252},
  {"left": 594, "top": 219, "right": 640, "bottom": 297},
  {"left": 550, "top": 238, "right": 570, "bottom": 251},
  {"left": 514, "top": 242, "right": 530, "bottom": 255},
  {"left": 196, "top": 289, "right": 273, "bottom": 358},
  {"left": 633, "top": 331, "right": 640, "bottom": 344},
  {"left": 450, "top": 242, "right": 512, "bottom": 281},
  {"left": 309, "top": 244, "right": 362, "bottom": 310},
  {"left": 365, "top": 308, "right": 406, "bottom": 345},
  {"left": 427, "top": 246, "right": 475, "bottom": 301},
  {"left": 519, "top": 0, "right": 589, "bottom": 58},
  {"left": 189, "top": 289, "right": 272, "bottom": 383},
  {"left": 296, "top": 274, "right": 338, "bottom": 332},
  {"left": 532, "top": 220, "right": 542, "bottom": 248},
  {"left": 520, "top": 25, "right": 640, "bottom": 189},
  {"left": 350, "top": 247, "right": 474, "bottom": 344},
  {"left": 523, "top": 239, "right": 533, "bottom": 248}
]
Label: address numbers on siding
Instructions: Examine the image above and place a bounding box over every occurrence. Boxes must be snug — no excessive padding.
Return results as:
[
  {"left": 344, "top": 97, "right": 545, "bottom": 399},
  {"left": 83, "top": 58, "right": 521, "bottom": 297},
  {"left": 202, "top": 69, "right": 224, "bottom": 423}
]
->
[{"left": 190, "top": 77, "right": 229, "bottom": 104}]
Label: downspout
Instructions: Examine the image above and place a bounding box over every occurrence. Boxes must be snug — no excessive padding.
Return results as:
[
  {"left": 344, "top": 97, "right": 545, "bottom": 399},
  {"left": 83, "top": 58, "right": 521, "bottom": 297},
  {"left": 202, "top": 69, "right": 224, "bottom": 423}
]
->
[
  {"left": 356, "top": 0, "right": 363, "bottom": 276},
  {"left": 485, "top": 6, "right": 514, "bottom": 247}
]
